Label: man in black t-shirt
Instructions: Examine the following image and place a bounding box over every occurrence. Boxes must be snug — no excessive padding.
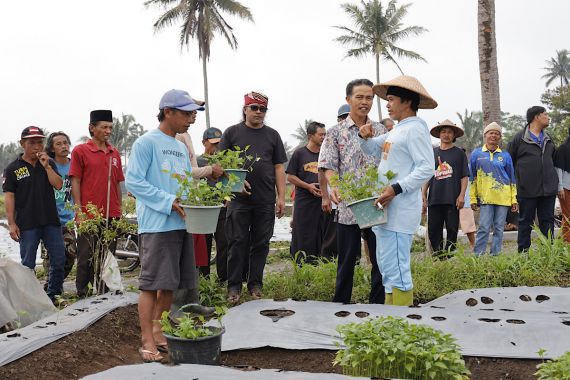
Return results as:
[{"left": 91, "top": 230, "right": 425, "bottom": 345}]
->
[
  {"left": 219, "top": 92, "right": 288, "bottom": 304},
  {"left": 286, "top": 122, "right": 326, "bottom": 263},
  {"left": 422, "top": 120, "right": 469, "bottom": 256},
  {"left": 2, "top": 126, "right": 66, "bottom": 303}
]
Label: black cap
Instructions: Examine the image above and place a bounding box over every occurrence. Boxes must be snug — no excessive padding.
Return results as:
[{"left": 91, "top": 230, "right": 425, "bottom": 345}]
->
[
  {"left": 21, "top": 126, "right": 46, "bottom": 139},
  {"left": 202, "top": 127, "right": 223, "bottom": 143},
  {"left": 90, "top": 110, "right": 113, "bottom": 123}
]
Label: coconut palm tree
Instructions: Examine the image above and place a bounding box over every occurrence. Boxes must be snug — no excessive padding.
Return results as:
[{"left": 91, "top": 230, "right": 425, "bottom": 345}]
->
[
  {"left": 145, "top": 0, "right": 254, "bottom": 128},
  {"left": 291, "top": 119, "right": 314, "bottom": 148},
  {"left": 110, "top": 114, "right": 146, "bottom": 166},
  {"left": 334, "top": 0, "right": 427, "bottom": 120},
  {"left": 477, "top": 0, "right": 501, "bottom": 127},
  {"left": 542, "top": 49, "right": 570, "bottom": 88},
  {"left": 457, "top": 109, "right": 483, "bottom": 154}
]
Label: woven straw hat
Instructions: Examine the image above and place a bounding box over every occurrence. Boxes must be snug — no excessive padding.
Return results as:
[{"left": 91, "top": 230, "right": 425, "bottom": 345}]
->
[
  {"left": 430, "top": 119, "right": 464, "bottom": 138},
  {"left": 373, "top": 75, "right": 438, "bottom": 109}
]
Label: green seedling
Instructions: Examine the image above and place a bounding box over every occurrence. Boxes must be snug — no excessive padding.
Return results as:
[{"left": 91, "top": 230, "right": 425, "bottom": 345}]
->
[
  {"left": 334, "top": 316, "right": 470, "bottom": 380},
  {"left": 329, "top": 166, "right": 396, "bottom": 204},
  {"left": 204, "top": 145, "right": 259, "bottom": 171},
  {"left": 160, "top": 306, "right": 227, "bottom": 340},
  {"left": 175, "top": 172, "right": 236, "bottom": 206},
  {"left": 535, "top": 351, "right": 570, "bottom": 380}
]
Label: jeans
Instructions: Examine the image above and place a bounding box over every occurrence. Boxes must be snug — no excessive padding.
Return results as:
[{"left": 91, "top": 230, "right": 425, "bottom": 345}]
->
[
  {"left": 225, "top": 201, "right": 275, "bottom": 292},
  {"left": 20, "top": 225, "right": 65, "bottom": 298},
  {"left": 517, "top": 196, "right": 556, "bottom": 252},
  {"left": 474, "top": 205, "right": 508, "bottom": 256},
  {"left": 334, "top": 224, "right": 384, "bottom": 304}
]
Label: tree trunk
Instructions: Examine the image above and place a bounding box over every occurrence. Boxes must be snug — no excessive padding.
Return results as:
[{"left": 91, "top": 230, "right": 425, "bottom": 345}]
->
[
  {"left": 375, "top": 53, "right": 383, "bottom": 121},
  {"left": 477, "top": 0, "right": 501, "bottom": 127},
  {"left": 202, "top": 57, "right": 211, "bottom": 128}
]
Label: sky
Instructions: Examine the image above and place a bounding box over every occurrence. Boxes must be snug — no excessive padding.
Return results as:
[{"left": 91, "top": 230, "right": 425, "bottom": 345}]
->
[{"left": 1, "top": 0, "right": 568, "bottom": 155}]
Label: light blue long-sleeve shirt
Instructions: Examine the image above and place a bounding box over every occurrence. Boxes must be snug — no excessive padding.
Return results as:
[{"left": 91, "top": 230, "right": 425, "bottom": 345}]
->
[
  {"left": 126, "top": 128, "right": 192, "bottom": 233},
  {"left": 359, "top": 116, "right": 435, "bottom": 234}
]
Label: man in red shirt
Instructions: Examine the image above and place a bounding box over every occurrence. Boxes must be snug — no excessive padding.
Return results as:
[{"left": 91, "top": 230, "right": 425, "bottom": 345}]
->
[{"left": 70, "top": 110, "right": 124, "bottom": 296}]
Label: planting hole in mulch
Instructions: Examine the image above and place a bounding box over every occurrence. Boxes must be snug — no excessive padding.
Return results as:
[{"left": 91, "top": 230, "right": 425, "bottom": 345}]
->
[
  {"left": 511, "top": 342, "right": 517, "bottom": 346},
  {"left": 355, "top": 311, "right": 369, "bottom": 318},
  {"left": 536, "top": 295, "right": 550, "bottom": 303},
  {"left": 291, "top": 298, "right": 307, "bottom": 302},
  {"left": 33, "top": 325, "right": 48, "bottom": 329},
  {"left": 406, "top": 314, "right": 422, "bottom": 320},
  {"left": 520, "top": 294, "right": 532, "bottom": 302},
  {"left": 500, "top": 308, "right": 515, "bottom": 312},
  {"left": 91, "top": 301, "right": 102, "bottom": 304},
  {"left": 46, "top": 322, "right": 56, "bottom": 326},
  {"left": 430, "top": 305, "right": 445, "bottom": 309},
  {"left": 334, "top": 311, "right": 350, "bottom": 317},
  {"left": 479, "top": 318, "right": 501, "bottom": 323},
  {"left": 506, "top": 319, "right": 526, "bottom": 324},
  {"left": 562, "top": 321, "right": 570, "bottom": 326},
  {"left": 273, "top": 298, "right": 287, "bottom": 302},
  {"left": 7, "top": 333, "right": 21, "bottom": 338},
  {"left": 481, "top": 296, "right": 494, "bottom": 304},
  {"left": 466, "top": 298, "right": 478, "bottom": 306},
  {"left": 553, "top": 311, "right": 569, "bottom": 314},
  {"left": 431, "top": 316, "right": 446, "bottom": 321},
  {"left": 480, "top": 308, "right": 494, "bottom": 311},
  {"left": 259, "top": 309, "right": 295, "bottom": 322},
  {"left": 230, "top": 365, "right": 261, "bottom": 371}
]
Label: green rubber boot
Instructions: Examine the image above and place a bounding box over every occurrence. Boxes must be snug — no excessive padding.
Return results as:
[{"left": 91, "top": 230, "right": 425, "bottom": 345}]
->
[
  {"left": 385, "top": 293, "right": 393, "bottom": 305},
  {"left": 392, "top": 288, "right": 413, "bottom": 306}
]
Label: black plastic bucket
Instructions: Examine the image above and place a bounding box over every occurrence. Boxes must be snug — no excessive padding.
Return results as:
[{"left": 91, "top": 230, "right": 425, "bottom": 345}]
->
[{"left": 165, "top": 327, "right": 224, "bottom": 365}]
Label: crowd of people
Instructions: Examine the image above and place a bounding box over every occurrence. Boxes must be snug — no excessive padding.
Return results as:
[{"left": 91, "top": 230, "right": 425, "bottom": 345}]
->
[{"left": 3, "top": 74, "right": 569, "bottom": 362}]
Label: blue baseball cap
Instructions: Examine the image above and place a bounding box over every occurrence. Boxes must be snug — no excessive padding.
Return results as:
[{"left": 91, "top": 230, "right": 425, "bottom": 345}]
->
[
  {"left": 159, "top": 89, "right": 206, "bottom": 112},
  {"left": 337, "top": 104, "right": 350, "bottom": 117}
]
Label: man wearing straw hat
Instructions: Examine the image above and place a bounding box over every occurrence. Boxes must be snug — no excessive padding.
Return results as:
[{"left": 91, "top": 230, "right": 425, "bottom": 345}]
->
[
  {"left": 422, "top": 120, "right": 469, "bottom": 256},
  {"left": 358, "top": 75, "right": 436, "bottom": 306},
  {"left": 70, "top": 110, "right": 124, "bottom": 297}
]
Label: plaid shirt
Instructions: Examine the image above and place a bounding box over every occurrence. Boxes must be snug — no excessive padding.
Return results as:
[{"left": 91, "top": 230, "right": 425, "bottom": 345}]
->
[{"left": 318, "top": 116, "right": 387, "bottom": 225}]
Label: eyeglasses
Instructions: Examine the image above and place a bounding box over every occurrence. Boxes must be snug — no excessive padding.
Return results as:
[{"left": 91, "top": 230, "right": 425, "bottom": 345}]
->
[{"left": 248, "top": 105, "right": 268, "bottom": 113}]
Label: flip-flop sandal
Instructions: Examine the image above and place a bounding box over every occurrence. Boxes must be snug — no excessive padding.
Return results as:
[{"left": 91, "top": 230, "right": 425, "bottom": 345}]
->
[
  {"left": 138, "top": 347, "right": 163, "bottom": 363},
  {"left": 156, "top": 343, "right": 168, "bottom": 353}
]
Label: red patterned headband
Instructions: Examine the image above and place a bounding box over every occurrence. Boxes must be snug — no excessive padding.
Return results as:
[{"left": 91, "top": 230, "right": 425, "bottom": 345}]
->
[{"left": 244, "top": 91, "right": 269, "bottom": 107}]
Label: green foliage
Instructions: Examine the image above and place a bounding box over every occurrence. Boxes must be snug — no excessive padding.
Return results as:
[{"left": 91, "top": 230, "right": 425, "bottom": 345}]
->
[
  {"left": 263, "top": 256, "right": 370, "bottom": 303},
  {"left": 535, "top": 351, "right": 570, "bottom": 380},
  {"left": 199, "top": 274, "right": 227, "bottom": 308},
  {"left": 204, "top": 146, "right": 258, "bottom": 170},
  {"left": 68, "top": 203, "right": 137, "bottom": 294},
  {"left": 456, "top": 109, "right": 483, "bottom": 153},
  {"left": 413, "top": 233, "right": 570, "bottom": 304},
  {"left": 175, "top": 173, "right": 236, "bottom": 206},
  {"left": 160, "top": 306, "right": 227, "bottom": 340},
  {"left": 291, "top": 119, "right": 313, "bottom": 148},
  {"left": 0, "top": 195, "right": 5, "bottom": 219},
  {"left": 541, "top": 85, "right": 570, "bottom": 146},
  {"left": 335, "top": 316, "right": 469, "bottom": 379},
  {"left": 0, "top": 142, "right": 21, "bottom": 178},
  {"left": 330, "top": 166, "right": 395, "bottom": 204},
  {"left": 501, "top": 112, "right": 527, "bottom": 145}
]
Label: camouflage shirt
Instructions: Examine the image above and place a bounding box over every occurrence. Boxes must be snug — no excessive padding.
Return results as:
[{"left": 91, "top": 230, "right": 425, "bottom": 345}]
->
[{"left": 318, "top": 116, "right": 387, "bottom": 225}]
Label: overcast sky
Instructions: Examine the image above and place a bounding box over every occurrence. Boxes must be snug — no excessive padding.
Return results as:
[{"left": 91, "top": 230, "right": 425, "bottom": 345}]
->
[{"left": 1, "top": 0, "right": 568, "bottom": 154}]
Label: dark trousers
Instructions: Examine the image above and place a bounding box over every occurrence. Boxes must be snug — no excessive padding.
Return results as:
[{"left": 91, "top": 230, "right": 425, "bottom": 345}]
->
[
  {"left": 320, "top": 210, "right": 337, "bottom": 260},
  {"left": 427, "top": 204, "right": 459, "bottom": 253},
  {"left": 517, "top": 195, "right": 556, "bottom": 252},
  {"left": 76, "top": 230, "right": 116, "bottom": 295},
  {"left": 225, "top": 201, "right": 275, "bottom": 292},
  {"left": 199, "top": 207, "right": 228, "bottom": 282},
  {"left": 334, "top": 223, "right": 384, "bottom": 304}
]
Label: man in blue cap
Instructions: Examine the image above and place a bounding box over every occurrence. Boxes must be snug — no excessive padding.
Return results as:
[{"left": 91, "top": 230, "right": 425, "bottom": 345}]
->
[{"left": 127, "top": 89, "right": 206, "bottom": 362}]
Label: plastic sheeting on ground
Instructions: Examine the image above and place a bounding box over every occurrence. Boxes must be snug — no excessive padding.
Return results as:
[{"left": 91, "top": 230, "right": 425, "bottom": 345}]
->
[
  {"left": 0, "top": 291, "right": 138, "bottom": 367},
  {"left": 219, "top": 287, "right": 570, "bottom": 359},
  {"left": 82, "top": 363, "right": 367, "bottom": 380},
  {"left": 0, "top": 258, "right": 56, "bottom": 329}
]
